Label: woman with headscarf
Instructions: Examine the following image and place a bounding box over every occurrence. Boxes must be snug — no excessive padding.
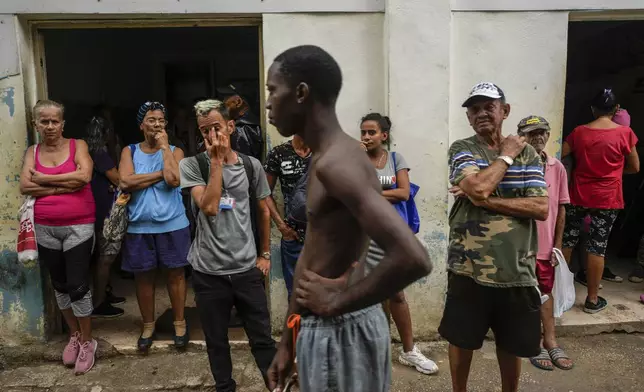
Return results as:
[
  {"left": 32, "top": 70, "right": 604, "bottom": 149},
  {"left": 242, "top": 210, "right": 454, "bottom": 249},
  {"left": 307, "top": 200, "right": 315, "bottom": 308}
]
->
[
  {"left": 19, "top": 100, "right": 98, "bottom": 375},
  {"left": 561, "top": 89, "right": 640, "bottom": 314},
  {"left": 84, "top": 117, "right": 125, "bottom": 318},
  {"left": 118, "top": 102, "right": 190, "bottom": 352}
]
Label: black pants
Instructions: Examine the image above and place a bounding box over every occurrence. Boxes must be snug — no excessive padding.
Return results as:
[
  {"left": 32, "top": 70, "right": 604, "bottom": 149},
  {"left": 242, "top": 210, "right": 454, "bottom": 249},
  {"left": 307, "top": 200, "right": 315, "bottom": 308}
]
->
[{"left": 192, "top": 268, "right": 277, "bottom": 392}]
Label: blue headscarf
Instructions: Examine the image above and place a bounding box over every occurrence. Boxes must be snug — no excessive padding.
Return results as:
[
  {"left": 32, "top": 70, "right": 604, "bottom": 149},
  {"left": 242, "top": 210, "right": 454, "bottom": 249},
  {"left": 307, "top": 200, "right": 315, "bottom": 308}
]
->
[{"left": 137, "top": 101, "right": 167, "bottom": 126}]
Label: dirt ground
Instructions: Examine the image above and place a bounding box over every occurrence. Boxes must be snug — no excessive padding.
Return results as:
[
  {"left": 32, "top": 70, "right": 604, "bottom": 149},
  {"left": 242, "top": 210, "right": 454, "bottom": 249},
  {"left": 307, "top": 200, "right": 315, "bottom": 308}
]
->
[{"left": 1, "top": 334, "right": 643, "bottom": 391}]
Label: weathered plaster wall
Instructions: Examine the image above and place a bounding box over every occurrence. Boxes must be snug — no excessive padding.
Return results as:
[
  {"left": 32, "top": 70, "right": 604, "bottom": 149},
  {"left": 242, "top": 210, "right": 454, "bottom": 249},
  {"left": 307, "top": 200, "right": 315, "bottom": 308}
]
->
[
  {"left": 449, "top": 12, "right": 569, "bottom": 158},
  {"left": 262, "top": 13, "right": 385, "bottom": 330},
  {"left": 0, "top": 0, "right": 384, "bottom": 14},
  {"left": 385, "top": 0, "right": 452, "bottom": 339},
  {"left": 452, "top": 0, "right": 644, "bottom": 11},
  {"left": 0, "top": 16, "right": 45, "bottom": 344}
]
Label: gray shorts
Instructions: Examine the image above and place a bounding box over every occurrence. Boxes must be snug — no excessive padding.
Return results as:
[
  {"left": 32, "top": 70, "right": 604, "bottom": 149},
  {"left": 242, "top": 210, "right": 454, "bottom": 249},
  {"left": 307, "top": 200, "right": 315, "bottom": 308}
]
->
[{"left": 296, "top": 305, "right": 391, "bottom": 392}]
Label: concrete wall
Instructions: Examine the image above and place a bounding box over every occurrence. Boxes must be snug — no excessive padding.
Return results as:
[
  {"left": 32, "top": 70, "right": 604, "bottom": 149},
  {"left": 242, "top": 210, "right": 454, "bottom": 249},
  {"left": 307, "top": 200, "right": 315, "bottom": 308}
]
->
[
  {"left": 262, "top": 13, "right": 385, "bottom": 330},
  {"left": 0, "top": 3, "right": 588, "bottom": 341},
  {"left": 0, "top": 0, "right": 384, "bottom": 14},
  {"left": 452, "top": 0, "right": 644, "bottom": 11},
  {"left": 385, "top": 0, "right": 452, "bottom": 338},
  {"left": 0, "top": 16, "right": 46, "bottom": 345},
  {"left": 449, "top": 12, "right": 570, "bottom": 158}
]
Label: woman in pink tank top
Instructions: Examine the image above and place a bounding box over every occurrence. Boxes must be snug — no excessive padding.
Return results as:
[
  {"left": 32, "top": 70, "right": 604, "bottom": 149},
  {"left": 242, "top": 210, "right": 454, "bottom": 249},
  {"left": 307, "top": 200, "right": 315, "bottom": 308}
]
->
[{"left": 19, "top": 100, "right": 98, "bottom": 375}]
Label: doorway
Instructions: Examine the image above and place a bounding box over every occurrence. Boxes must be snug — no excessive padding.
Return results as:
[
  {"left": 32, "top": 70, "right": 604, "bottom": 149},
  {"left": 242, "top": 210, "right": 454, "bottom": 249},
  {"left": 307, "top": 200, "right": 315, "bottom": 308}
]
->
[
  {"left": 562, "top": 19, "right": 644, "bottom": 320},
  {"left": 39, "top": 24, "right": 262, "bottom": 345}
]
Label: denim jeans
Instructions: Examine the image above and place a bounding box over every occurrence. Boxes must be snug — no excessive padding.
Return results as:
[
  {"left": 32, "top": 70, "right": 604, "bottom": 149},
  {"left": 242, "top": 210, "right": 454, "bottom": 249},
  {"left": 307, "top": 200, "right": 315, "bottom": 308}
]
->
[
  {"left": 280, "top": 239, "right": 303, "bottom": 299},
  {"left": 192, "top": 268, "right": 277, "bottom": 392}
]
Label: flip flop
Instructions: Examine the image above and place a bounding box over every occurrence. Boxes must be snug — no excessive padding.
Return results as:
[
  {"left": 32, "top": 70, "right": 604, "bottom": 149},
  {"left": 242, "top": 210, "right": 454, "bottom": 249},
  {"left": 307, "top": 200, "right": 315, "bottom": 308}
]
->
[
  {"left": 548, "top": 347, "right": 574, "bottom": 370},
  {"left": 529, "top": 348, "right": 554, "bottom": 371}
]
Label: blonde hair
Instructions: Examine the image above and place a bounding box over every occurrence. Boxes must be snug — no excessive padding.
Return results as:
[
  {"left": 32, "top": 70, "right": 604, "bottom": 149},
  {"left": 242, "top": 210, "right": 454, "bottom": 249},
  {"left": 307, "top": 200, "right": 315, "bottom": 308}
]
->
[
  {"left": 193, "top": 99, "right": 230, "bottom": 120},
  {"left": 33, "top": 100, "right": 65, "bottom": 121}
]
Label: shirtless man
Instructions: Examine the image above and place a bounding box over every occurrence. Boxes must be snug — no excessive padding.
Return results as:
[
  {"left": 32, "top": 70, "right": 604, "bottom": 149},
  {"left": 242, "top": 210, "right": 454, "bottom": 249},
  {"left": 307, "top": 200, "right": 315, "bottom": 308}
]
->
[{"left": 266, "top": 45, "right": 433, "bottom": 392}]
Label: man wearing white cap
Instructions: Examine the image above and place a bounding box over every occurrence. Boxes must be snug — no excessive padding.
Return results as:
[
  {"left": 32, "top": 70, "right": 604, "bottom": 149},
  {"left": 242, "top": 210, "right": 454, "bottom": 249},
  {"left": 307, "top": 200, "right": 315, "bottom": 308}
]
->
[{"left": 442, "top": 83, "right": 549, "bottom": 392}]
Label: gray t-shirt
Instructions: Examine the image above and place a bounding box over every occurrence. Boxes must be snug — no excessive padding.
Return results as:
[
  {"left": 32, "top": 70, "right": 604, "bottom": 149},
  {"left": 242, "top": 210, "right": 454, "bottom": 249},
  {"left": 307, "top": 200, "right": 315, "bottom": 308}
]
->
[
  {"left": 179, "top": 153, "right": 270, "bottom": 275},
  {"left": 366, "top": 151, "right": 410, "bottom": 273}
]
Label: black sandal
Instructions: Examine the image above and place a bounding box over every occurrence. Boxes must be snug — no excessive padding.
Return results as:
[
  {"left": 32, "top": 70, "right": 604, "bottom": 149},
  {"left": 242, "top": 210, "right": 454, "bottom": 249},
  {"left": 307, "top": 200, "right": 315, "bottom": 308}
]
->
[
  {"left": 548, "top": 347, "right": 574, "bottom": 370},
  {"left": 529, "top": 348, "right": 554, "bottom": 371}
]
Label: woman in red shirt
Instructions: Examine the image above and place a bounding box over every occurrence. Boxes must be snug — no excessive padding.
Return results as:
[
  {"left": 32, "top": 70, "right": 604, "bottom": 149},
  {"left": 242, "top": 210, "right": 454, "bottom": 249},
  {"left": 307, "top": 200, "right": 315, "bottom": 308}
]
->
[{"left": 561, "top": 89, "right": 640, "bottom": 314}]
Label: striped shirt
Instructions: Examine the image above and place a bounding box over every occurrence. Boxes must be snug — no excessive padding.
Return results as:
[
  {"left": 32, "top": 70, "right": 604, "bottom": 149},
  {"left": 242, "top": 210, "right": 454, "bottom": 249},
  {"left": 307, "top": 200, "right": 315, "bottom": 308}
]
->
[{"left": 446, "top": 135, "right": 548, "bottom": 287}]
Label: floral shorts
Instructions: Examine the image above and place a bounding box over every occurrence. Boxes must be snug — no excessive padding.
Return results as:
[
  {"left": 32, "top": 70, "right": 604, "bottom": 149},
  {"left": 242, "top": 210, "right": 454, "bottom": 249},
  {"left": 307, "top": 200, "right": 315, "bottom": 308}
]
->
[{"left": 562, "top": 205, "right": 619, "bottom": 257}]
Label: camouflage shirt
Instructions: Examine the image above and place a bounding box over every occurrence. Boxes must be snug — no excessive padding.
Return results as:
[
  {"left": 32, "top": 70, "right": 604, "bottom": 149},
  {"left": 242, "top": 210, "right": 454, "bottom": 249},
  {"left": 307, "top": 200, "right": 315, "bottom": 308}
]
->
[{"left": 447, "top": 135, "right": 548, "bottom": 288}]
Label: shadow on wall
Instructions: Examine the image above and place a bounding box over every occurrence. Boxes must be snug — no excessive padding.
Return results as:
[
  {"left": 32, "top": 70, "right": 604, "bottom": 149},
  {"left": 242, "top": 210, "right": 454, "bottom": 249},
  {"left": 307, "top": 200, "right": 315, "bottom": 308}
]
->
[{"left": 0, "top": 249, "right": 45, "bottom": 345}]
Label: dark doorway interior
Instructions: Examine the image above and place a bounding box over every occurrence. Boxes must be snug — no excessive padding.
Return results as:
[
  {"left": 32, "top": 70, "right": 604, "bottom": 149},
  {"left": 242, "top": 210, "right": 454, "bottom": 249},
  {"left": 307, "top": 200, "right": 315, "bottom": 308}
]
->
[
  {"left": 563, "top": 20, "right": 644, "bottom": 274},
  {"left": 41, "top": 26, "right": 260, "bottom": 343},
  {"left": 43, "top": 26, "right": 261, "bottom": 144}
]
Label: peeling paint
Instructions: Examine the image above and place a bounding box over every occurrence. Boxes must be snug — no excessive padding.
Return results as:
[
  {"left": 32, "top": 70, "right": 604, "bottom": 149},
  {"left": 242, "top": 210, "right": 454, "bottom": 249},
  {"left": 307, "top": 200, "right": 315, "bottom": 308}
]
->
[
  {"left": 5, "top": 174, "right": 20, "bottom": 183},
  {"left": 0, "top": 75, "right": 45, "bottom": 343},
  {"left": 0, "top": 86, "right": 15, "bottom": 117},
  {"left": 0, "top": 249, "right": 26, "bottom": 291}
]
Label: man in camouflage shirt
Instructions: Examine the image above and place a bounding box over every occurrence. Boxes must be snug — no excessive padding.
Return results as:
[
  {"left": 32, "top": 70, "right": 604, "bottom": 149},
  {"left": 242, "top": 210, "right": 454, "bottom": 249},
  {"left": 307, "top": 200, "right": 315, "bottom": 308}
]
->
[{"left": 439, "top": 82, "right": 549, "bottom": 392}]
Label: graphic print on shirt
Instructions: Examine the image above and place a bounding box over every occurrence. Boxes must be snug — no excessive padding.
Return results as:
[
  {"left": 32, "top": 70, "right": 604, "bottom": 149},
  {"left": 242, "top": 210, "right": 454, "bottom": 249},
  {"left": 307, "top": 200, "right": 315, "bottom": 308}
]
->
[
  {"left": 264, "top": 141, "right": 309, "bottom": 201},
  {"left": 379, "top": 174, "right": 396, "bottom": 187}
]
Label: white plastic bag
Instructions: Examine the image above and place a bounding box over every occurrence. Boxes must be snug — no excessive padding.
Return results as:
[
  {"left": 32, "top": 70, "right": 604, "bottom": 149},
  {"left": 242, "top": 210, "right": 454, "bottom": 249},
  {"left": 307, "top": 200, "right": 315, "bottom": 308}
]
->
[{"left": 552, "top": 248, "right": 575, "bottom": 318}]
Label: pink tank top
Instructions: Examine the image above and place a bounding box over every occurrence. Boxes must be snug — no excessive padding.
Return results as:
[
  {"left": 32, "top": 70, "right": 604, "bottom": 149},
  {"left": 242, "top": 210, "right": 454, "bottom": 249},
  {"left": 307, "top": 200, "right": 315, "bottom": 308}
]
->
[{"left": 34, "top": 139, "right": 96, "bottom": 226}]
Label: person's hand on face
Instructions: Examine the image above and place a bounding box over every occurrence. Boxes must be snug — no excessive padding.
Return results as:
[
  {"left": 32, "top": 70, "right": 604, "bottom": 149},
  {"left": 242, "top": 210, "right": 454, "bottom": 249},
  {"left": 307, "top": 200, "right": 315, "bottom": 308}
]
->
[
  {"left": 204, "top": 129, "right": 230, "bottom": 164},
  {"left": 154, "top": 129, "right": 170, "bottom": 150}
]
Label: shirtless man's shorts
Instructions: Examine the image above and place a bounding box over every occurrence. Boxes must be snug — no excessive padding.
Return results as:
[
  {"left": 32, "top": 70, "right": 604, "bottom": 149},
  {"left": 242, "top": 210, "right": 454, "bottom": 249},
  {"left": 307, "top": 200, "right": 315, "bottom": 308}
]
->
[{"left": 265, "top": 45, "right": 433, "bottom": 392}]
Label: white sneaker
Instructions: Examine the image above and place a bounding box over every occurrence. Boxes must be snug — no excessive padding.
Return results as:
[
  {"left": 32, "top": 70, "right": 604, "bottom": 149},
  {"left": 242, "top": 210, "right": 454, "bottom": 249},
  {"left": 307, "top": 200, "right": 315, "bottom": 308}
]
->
[{"left": 399, "top": 345, "right": 438, "bottom": 375}]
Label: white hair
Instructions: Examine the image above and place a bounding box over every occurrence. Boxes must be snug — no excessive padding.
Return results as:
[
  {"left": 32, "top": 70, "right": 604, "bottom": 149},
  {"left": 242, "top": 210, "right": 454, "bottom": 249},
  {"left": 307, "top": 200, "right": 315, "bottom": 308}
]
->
[
  {"left": 33, "top": 100, "right": 64, "bottom": 121},
  {"left": 194, "top": 99, "right": 226, "bottom": 118}
]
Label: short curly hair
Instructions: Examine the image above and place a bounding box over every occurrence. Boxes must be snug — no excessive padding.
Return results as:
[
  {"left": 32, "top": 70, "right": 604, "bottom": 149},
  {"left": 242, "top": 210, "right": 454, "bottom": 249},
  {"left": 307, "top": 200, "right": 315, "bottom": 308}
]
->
[{"left": 274, "top": 45, "right": 342, "bottom": 106}]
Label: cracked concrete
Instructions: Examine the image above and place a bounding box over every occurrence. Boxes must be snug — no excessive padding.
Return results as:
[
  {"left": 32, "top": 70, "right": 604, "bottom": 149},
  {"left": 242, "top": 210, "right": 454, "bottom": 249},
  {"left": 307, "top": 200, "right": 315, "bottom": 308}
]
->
[{"left": 2, "top": 334, "right": 644, "bottom": 391}]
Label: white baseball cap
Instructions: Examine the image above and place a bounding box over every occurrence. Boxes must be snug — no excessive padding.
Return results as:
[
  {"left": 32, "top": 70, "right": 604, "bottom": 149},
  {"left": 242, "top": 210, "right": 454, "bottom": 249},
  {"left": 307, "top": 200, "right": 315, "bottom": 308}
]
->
[{"left": 462, "top": 82, "right": 506, "bottom": 107}]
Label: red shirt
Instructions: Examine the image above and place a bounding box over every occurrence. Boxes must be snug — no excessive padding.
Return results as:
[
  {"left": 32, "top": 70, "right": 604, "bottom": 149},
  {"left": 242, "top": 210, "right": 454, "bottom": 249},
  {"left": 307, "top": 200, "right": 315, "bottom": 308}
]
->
[{"left": 566, "top": 125, "right": 638, "bottom": 209}]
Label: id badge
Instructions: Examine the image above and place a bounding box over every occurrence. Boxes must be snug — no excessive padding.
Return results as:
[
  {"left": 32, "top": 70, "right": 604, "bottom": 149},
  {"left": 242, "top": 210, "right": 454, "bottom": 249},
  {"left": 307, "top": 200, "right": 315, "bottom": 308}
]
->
[{"left": 219, "top": 191, "right": 236, "bottom": 211}]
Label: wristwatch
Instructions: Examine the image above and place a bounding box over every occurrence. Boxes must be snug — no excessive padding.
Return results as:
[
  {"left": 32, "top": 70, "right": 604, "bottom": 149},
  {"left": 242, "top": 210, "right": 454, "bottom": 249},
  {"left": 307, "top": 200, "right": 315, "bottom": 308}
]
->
[
  {"left": 497, "top": 155, "right": 514, "bottom": 166},
  {"left": 261, "top": 252, "right": 271, "bottom": 259}
]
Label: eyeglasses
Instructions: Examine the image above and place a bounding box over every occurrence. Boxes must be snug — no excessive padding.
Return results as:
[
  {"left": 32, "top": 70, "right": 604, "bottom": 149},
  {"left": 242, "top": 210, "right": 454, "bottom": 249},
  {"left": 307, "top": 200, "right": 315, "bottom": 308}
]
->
[{"left": 145, "top": 118, "right": 167, "bottom": 126}]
